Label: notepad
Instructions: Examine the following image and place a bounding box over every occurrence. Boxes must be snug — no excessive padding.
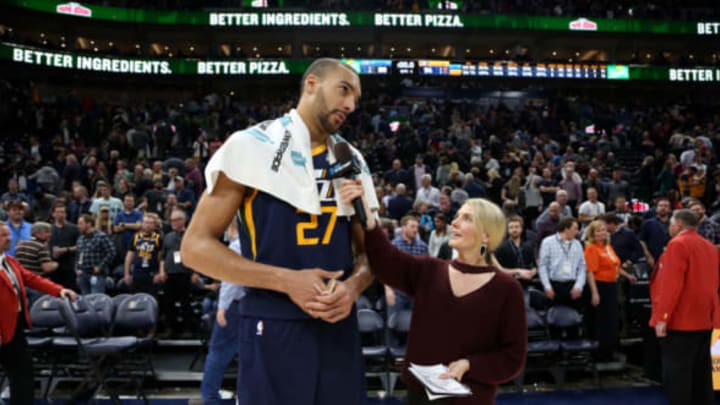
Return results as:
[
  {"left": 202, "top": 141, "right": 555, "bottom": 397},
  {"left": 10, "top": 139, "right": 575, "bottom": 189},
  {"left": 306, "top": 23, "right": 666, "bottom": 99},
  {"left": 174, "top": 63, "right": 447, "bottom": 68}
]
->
[{"left": 408, "top": 363, "right": 472, "bottom": 401}]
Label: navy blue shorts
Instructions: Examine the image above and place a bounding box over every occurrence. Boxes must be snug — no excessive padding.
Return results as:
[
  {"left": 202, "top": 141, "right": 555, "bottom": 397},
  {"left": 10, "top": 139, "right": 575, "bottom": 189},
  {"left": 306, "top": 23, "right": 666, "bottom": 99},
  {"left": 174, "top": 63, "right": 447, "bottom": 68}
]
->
[{"left": 236, "top": 310, "right": 365, "bottom": 405}]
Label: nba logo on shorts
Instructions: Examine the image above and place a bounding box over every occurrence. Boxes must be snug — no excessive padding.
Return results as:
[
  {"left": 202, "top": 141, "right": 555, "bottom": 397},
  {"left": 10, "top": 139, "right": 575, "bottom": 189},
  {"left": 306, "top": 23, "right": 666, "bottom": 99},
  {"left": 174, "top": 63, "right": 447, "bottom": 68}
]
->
[{"left": 256, "top": 320, "right": 264, "bottom": 336}]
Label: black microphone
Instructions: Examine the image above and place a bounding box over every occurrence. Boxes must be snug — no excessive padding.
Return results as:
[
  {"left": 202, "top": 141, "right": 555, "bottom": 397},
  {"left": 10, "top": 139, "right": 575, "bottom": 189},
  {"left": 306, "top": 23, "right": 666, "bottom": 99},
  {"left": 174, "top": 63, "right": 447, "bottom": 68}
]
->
[{"left": 332, "top": 142, "right": 368, "bottom": 228}]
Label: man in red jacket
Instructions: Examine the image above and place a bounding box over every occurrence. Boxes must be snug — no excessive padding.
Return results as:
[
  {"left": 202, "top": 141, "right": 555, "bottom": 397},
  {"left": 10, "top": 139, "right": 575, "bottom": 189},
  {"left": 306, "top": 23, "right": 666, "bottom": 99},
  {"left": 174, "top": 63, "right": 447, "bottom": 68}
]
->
[
  {"left": 0, "top": 222, "right": 76, "bottom": 404},
  {"left": 650, "top": 208, "right": 720, "bottom": 405}
]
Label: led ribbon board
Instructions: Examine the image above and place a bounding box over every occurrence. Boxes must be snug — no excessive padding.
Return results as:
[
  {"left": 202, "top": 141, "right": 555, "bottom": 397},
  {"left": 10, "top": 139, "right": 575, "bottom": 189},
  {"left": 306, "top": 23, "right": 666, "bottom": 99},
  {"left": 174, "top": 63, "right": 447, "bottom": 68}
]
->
[{"left": 3, "top": 0, "right": 715, "bottom": 34}]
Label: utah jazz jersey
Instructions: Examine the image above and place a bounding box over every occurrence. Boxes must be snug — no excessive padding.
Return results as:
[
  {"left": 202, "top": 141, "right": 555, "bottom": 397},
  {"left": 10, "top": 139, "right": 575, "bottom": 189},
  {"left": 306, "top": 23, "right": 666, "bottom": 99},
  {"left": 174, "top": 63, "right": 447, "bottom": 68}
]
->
[
  {"left": 130, "top": 232, "right": 162, "bottom": 275},
  {"left": 237, "top": 144, "right": 354, "bottom": 319}
]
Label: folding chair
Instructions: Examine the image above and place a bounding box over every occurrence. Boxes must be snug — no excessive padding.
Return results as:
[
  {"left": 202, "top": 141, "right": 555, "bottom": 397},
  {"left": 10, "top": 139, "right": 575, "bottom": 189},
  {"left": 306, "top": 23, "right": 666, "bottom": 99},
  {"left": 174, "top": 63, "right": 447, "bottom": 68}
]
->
[
  {"left": 357, "top": 309, "right": 390, "bottom": 392},
  {"left": 84, "top": 293, "right": 115, "bottom": 336},
  {"left": 387, "top": 309, "right": 413, "bottom": 395},
  {"left": 27, "top": 295, "right": 66, "bottom": 399},
  {"left": 56, "top": 296, "right": 138, "bottom": 404},
  {"left": 546, "top": 305, "right": 599, "bottom": 386},
  {"left": 514, "top": 307, "right": 561, "bottom": 391},
  {"left": 356, "top": 295, "right": 373, "bottom": 310},
  {"left": 111, "top": 293, "right": 159, "bottom": 400}
]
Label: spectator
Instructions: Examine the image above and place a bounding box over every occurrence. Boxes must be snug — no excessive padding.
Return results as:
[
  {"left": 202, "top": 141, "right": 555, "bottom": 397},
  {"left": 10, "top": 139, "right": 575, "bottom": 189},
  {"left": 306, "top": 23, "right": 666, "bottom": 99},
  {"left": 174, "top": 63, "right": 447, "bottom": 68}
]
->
[
  {"left": 578, "top": 187, "right": 606, "bottom": 229},
  {"left": 68, "top": 184, "right": 92, "bottom": 224},
  {"left": 124, "top": 214, "right": 164, "bottom": 296},
  {"left": 49, "top": 203, "right": 80, "bottom": 291},
  {"left": 387, "top": 183, "right": 413, "bottom": 222},
  {"left": 160, "top": 208, "right": 194, "bottom": 335},
  {"left": 463, "top": 172, "right": 486, "bottom": 199},
  {"left": 538, "top": 167, "right": 559, "bottom": 208},
  {"left": 583, "top": 219, "right": 636, "bottom": 362},
  {"left": 411, "top": 155, "right": 427, "bottom": 191},
  {"left": 173, "top": 176, "right": 197, "bottom": 219},
  {"left": 30, "top": 188, "right": 56, "bottom": 222},
  {"left": 608, "top": 195, "right": 632, "bottom": 225},
  {"left": 538, "top": 216, "right": 586, "bottom": 308},
  {"left": 15, "top": 221, "right": 59, "bottom": 306},
  {"left": 199, "top": 225, "right": 245, "bottom": 404},
  {"left": 387, "top": 215, "right": 429, "bottom": 319},
  {"left": 75, "top": 213, "right": 116, "bottom": 294},
  {"left": 384, "top": 158, "right": 411, "bottom": 190},
  {"left": 535, "top": 201, "right": 562, "bottom": 246},
  {"left": 0, "top": 179, "right": 29, "bottom": 208},
  {"left": 89, "top": 180, "right": 123, "bottom": 218},
  {"left": 522, "top": 166, "right": 543, "bottom": 227},
  {"left": 6, "top": 201, "right": 31, "bottom": 257},
  {"left": 495, "top": 215, "right": 537, "bottom": 282},
  {"left": 428, "top": 212, "right": 450, "bottom": 258},
  {"left": 414, "top": 174, "right": 441, "bottom": 209},
  {"left": 143, "top": 179, "right": 169, "bottom": 216},
  {"left": 639, "top": 197, "right": 672, "bottom": 266},
  {"left": 184, "top": 158, "right": 205, "bottom": 197},
  {"left": 603, "top": 214, "right": 648, "bottom": 269},
  {"left": 606, "top": 169, "right": 630, "bottom": 204},
  {"left": 559, "top": 162, "right": 583, "bottom": 211},
  {"left": 688, "top": 199, "right": 720, "bottom": 247},
  {"left": 113, "top": 194, "right": 143, "bottom": 253}
]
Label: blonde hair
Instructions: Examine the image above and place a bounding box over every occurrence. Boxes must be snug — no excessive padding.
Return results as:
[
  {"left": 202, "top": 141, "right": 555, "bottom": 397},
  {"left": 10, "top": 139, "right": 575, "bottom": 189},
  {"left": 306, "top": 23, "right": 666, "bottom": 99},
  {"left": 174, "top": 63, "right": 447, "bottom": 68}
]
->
[
  {"left": 584, "top": 219, "right": 608, "bottom": 245},
  {"left": 464, "top": 198, "right": 506, "bottom": 268}
]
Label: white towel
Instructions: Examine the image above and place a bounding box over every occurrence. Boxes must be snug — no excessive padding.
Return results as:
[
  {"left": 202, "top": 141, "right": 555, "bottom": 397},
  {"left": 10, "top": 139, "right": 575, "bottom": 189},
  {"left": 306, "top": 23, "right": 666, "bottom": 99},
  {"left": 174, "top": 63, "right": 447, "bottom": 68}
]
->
[{"left": 205, "top": 109, "right": 378, "bottom": 216}]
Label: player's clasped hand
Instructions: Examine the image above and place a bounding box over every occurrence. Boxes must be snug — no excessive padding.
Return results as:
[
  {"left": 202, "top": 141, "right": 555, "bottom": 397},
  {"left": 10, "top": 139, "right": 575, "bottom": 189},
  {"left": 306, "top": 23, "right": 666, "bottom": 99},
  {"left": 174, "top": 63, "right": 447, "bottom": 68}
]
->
[
  {"left": 307, "top": 280, "right": 355, "bottom": 323},
  {"left": 284, "top": 268, "right": 344, "bottom": 319}
]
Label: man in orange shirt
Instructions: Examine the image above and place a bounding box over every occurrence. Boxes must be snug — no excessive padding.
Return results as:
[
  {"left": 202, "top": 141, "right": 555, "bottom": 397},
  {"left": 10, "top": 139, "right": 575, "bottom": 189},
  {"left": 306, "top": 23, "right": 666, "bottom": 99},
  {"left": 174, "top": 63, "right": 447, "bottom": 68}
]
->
[{"left": 650, "top": 209, "right": 720, "bottom": 405}]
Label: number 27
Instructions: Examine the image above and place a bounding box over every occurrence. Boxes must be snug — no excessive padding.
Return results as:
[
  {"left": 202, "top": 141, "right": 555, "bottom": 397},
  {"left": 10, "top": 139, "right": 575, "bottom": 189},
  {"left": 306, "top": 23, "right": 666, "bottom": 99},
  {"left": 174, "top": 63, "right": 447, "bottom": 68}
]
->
[{"left": 296, "top": 206, "right": 338, "bottom": 245}]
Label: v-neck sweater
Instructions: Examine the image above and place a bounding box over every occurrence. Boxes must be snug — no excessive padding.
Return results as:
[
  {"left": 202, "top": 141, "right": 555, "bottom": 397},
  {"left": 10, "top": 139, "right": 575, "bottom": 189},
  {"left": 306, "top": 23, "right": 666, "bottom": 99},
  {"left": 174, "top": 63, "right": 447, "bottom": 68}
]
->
[{"left": 364, "top": 226, "right": 527, "bottom": 404}]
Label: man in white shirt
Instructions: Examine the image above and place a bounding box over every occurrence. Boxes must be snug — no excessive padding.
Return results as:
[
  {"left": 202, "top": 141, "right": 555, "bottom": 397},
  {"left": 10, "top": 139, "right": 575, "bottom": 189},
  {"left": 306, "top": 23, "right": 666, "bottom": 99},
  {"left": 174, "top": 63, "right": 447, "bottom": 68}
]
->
[
  {"left": 414, "top": 174, "right": 441, "bottom": 209},
  {"left": 578, "top": 187, "right": 606, "bottom": 229}
]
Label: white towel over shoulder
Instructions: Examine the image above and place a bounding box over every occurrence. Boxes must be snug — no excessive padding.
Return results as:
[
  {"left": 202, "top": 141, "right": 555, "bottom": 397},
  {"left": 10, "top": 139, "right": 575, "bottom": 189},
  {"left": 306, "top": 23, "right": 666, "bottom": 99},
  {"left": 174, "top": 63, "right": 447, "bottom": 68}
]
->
[{"left": 205, "top": 109, "right": 378, "bottom": 216}]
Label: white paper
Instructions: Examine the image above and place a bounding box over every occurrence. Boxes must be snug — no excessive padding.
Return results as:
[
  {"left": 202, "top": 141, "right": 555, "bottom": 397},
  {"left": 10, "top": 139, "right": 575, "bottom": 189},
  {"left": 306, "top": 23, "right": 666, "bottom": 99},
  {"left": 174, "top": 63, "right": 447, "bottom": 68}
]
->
[{"left": 408, "top": 363, "right": 472, "bottom": 400}]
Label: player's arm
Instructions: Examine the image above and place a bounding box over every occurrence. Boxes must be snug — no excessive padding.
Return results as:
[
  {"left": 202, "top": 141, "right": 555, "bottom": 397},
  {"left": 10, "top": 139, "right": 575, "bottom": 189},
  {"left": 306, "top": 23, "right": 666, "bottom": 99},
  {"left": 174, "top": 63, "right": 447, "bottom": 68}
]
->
[
  {"left": 345, "top": 218, "right": 374, "bottom": 300},
  {"left": 181, "top": 172, "right": 342, "bottom": 311}
]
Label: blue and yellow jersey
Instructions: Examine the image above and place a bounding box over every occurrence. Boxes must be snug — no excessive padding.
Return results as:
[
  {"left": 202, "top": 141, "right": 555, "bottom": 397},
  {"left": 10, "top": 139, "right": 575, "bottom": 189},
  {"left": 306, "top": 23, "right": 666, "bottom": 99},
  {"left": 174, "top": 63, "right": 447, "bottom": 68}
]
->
[
  {"left": 238, "top": 144, "right": 354, "bottom": 319},
  {"left": 130, "top": 231, "right": 162, "bottom": 274}
]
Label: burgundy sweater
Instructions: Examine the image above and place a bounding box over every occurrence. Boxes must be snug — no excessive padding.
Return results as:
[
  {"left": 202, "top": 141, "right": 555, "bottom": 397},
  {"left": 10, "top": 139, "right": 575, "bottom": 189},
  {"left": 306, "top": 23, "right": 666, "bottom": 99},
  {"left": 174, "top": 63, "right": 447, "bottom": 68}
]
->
[{"left": 365, "top": 226, "right": 527, "bottom": 404}]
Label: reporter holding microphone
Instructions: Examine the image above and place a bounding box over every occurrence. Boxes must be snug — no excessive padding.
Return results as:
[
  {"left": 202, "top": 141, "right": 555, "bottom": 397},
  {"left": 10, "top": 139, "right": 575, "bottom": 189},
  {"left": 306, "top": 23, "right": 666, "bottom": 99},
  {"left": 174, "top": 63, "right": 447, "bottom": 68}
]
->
[{"left": 339, "top": 179, "right": 527, "bottom": 405}]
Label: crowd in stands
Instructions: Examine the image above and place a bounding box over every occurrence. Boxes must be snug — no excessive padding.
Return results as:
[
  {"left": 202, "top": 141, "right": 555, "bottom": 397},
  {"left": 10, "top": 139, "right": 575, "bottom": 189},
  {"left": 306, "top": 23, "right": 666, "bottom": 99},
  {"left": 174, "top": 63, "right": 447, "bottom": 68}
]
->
[
  {"left": 76, "top": 0, "right": 720, "bottom": 21},
  {"left": 1, "top": 76, "right": 719, "bottom": 347}
]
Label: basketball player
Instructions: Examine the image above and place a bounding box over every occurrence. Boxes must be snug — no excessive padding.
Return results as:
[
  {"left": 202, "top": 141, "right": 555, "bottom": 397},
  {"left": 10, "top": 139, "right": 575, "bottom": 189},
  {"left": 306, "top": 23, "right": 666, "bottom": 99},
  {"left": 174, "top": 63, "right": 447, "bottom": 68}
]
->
[{"left": 182, "top": 58, "right": 378, "bottom": 405}]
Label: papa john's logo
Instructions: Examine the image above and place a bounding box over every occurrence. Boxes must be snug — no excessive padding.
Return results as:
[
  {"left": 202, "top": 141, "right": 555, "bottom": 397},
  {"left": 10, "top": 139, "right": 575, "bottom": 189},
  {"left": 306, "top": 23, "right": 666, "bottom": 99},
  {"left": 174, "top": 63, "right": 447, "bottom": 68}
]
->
[
  {"left": 569, "top": 18, "right": 597, "bottom": 31},
  {"left": 56, "top": 2, "right": 92, "bottom": 17}
]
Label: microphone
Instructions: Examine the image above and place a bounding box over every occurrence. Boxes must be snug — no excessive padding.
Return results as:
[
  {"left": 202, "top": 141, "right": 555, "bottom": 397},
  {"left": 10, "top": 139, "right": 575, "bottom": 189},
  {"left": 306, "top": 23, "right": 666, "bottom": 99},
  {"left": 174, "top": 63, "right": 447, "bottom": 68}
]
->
[{"left": 332, "top": 142, "right": 368, "bottom": 228}]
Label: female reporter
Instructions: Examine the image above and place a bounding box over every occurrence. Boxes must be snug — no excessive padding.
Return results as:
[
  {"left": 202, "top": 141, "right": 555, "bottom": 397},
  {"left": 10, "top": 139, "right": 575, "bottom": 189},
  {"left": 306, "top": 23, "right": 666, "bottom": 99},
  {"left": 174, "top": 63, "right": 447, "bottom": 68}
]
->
[{"left": 339, "top": 180, "right": 527, "bottom": 405}]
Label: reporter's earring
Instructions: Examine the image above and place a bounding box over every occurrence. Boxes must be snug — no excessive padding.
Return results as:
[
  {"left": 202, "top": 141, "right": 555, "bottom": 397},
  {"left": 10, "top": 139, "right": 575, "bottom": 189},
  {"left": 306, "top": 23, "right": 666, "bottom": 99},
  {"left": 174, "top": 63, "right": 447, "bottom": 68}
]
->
[{"left": 480, "top": 244, "right": 488, "bottom": 257}]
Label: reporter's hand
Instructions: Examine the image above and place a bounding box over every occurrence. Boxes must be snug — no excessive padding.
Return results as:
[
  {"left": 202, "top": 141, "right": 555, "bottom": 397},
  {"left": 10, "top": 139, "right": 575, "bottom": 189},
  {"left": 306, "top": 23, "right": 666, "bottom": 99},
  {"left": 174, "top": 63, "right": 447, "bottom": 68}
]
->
[
  {"left": 306, "top": 280, "right": 355, "bottom": 323},
  {"left": 570, "top": 287, "right": 583, "bottom": 300},
  {"left": 337, "top": 179, "right": 375, "bottom": 230},
  {"left": 591, "top": 292, "right": 600, "bottom": 307},
  {"left": 439, "top": 359, "right": 470, "bottom": 382},
  {"left": 216, "top": 308, "right": 227, "bottom": 328},
  {"left": 545, "top": 288, "right": 555, "bottom": 300},
  {"left": 284, "top": 269, "right": 343, "bottom": 318},
  {"left": 59, "top": 288, "right": 77, "bottom": 302}
]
